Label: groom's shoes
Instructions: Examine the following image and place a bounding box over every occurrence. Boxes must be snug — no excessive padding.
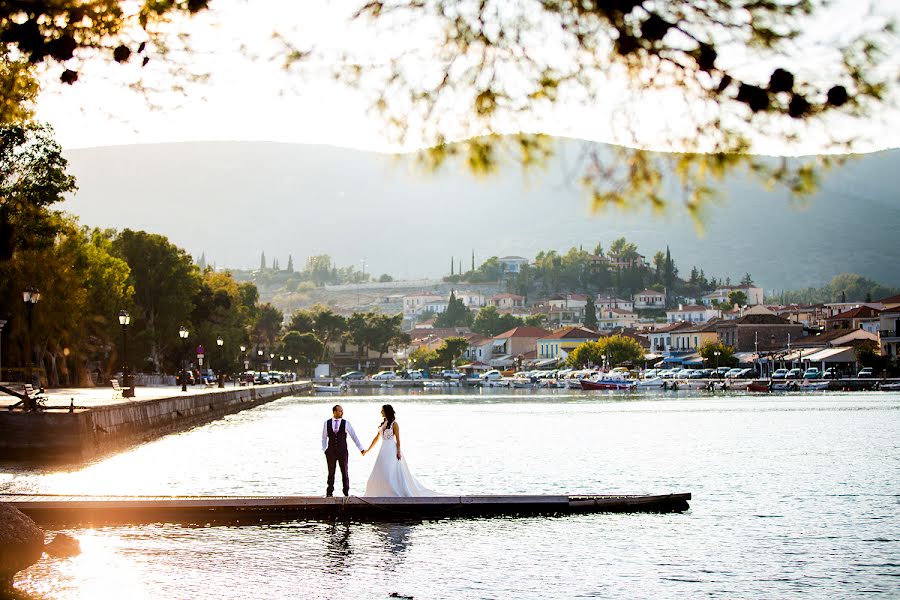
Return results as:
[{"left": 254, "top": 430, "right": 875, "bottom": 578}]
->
[{"left": 325, "top": 493, "right": 333, "bottom": 497}]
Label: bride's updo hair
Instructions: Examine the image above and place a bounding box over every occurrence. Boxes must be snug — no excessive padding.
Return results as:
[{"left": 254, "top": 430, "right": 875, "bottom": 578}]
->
[{"left": 380, "top": 404, "right": 396, "bottom": 431}]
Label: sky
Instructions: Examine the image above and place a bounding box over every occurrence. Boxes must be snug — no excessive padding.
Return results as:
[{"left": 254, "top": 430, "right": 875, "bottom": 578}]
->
[{"left": 32, "top": 0, "right": 900, "bottom": 155}]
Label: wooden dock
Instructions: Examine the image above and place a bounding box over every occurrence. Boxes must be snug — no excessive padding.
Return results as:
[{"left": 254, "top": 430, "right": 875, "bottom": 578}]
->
[{"left": 1, "top": 493, "right": 691, "bottom": 525}]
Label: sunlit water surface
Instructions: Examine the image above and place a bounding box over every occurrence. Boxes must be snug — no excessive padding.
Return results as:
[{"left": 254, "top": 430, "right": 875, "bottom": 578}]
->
[{"left": 3, "top": 390, "right": 899, "bottom": 599}]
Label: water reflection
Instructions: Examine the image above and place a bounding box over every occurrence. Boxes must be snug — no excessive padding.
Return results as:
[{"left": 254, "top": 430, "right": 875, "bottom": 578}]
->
[
  {"left": 374, "top": 522, "right": 413, "bottom": 557},
  {"left": 324, "top": 523, "right": 353, "bottom": 576}
]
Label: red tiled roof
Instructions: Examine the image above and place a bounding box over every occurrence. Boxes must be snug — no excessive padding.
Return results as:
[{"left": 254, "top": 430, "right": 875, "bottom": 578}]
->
[
  {"left": 494, "top": 326, "right": 552, "bottom": 339},
  {"left": 826, "top": 305, "right": 881, "bottom": 320},
  {"left": 877, "top": 293, "right": 900, "bottom": 304},
  {"left": 541, "top": 326, "right": 604, "bottom": 340},
  {"left": 490, "top": 293, "right": 525, "bottom": 300},
  {"left": 650, "top": 322, "right": 694, "bottom": 333},
  {"left": 635, "top": 289, "right": 664, "bottom": 296}
]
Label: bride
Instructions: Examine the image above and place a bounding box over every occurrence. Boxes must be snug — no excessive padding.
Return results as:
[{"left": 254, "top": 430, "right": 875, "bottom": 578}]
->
[{"left": 363, "top": 404, "right": 437, "bottom": 497}]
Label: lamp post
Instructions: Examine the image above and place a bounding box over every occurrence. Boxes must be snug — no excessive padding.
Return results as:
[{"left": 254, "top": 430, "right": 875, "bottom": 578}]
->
[
  {"left": 240, "top": 345, "right": 247, "bottom": 384},
  {"left": 179, "top": 326, "right": 189, "bottom": 392},
  {"left": 770, "top": 334, "right": 776, "bottom": 377},
  {"left": 713, "top": 350, "right": 721, "bottom": 371},
  {"left": 22, "top": 286, "right": 40, "bottom": 388},
  {"left": 257, "top": 348, "right": 263, "bottom": 374},
  {"left": 216, "top": 337, "right": 225, "bottom": 388},
  {"left": 118, "top": 310, "right": 134, "bottom": 397},
  {"left": 269, "top": 352, "right": 274, "bottom": 372},
  {"left": 0, "top": 318, "right": 6, "bottom": 383}
]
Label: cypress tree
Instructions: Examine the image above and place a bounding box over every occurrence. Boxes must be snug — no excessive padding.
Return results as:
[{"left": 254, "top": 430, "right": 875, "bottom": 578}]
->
[{"left": 260, "top": 251, "right": 266, "bottom": 270}]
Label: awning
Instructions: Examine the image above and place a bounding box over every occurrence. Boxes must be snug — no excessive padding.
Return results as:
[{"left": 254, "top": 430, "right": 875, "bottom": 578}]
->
[
  {"left": 733, "top": 352, "right": 759, "bottom": 364},
  {"left": 682, "top": 353, "right": 704, "bottom": 366},
  {"left": 489, "top": 355, "right": 514, "bottom": 367},
  {"left": 803, "top": 346, "right": 856, "bottom": 363},
  {"left": 534, "top": 358, "right": 559, "bottom": 367},
  {"left": 492, "top": 339, "right": 507, "bottom": 347},
  {"left": 644, "top": 353, "right": 662, "bottom": 361}
]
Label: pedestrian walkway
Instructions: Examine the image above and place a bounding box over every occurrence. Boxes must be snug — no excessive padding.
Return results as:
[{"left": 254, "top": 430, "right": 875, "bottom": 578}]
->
[{"left": 0, "top": 382, "right": 290, "bottom": 410}]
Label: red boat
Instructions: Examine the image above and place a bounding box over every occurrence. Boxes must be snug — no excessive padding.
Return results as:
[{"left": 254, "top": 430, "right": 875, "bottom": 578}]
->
[
  {"left": 580, "top": 378, "right": 637, "bottom": 391},
  {"left": 747, "top": 381, "right": 770, "bottom": 392}
]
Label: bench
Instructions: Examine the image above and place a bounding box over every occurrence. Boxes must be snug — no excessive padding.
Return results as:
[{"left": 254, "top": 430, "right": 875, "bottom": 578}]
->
[
  {"left": 4, "top": 384, "right": 46, "bottom": 411},
  {"left": 111, "top": 379, "right": 131, "bottom": 399}
]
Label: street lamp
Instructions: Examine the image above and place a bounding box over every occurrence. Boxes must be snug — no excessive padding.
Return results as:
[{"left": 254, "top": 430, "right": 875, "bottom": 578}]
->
[
  {"left": 257, "top": 348, "right": 263, "bottom": 373},
  {"left": 22, "top": 286, "right": 40, "bottom": 389},
  {"left": 0, "top": 318, "right": 7, "bottom": 383},
  {"left": 240, "top": 345, "right": 247, "bottom": 381},
  {"left": 179, "top": 326, "right": 189, "bottom": 392},
  {"left": 216, "top": 337, "right": 225, "bottom": 388},
  {"left": 269, "top": 352, "right": 274, "bottom": 372},
  {"left": 713, "top": 350, "right": 721, "bottom": 371},
  {"left": 118, "top": 310, "right": 134, "bottom": 397}
]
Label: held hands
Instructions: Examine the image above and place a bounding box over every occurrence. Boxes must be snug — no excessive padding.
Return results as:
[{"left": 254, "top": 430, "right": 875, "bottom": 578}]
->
[{"left": 361, "top": 449, "right": 366, "bottom": 456}]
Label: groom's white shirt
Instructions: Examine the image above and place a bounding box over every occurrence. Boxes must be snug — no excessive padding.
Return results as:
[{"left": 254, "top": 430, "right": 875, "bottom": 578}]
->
[{"left": 321, "top": 418, "right": 365, "bottom": 452}]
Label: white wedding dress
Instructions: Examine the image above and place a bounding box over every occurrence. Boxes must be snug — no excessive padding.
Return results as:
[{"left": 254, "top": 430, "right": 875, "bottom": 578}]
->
[{"left": 364, "top": 421, "right": 437, "bottom": 497}]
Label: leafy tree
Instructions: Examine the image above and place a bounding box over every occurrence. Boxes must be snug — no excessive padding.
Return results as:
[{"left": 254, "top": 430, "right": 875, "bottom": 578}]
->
[
  {"left": 408, "top": 346, "right": 438, "bottom": 370},
  {"left": 524, "top": 314, "right": 546, "bottom": 328},
  {"left": 378, "top": 273, "right": 393, "bottom": 282},
  {"left": 253, "top": 303, "right": 284, "bottom": 350},
  {"left": 567, "top": 341, "right": 605, "bottom": 369},
  {"left": 855, "top": 340, "right": 887, "bottom": 373},
  {"left": 472, "top": 305, "right": 523, "bottom": 337},
  {"left": 699, "top": 341, "right": 738, "bottom": 368},
  {"left": 435, "top": 337, "right": 470, "bottom": 368},
  {"left": 0, "top": 123, "right": 77, "bottom": 262},
  {"left": 0, "top": 58, "right": 39, "bottom": 125},
  {"left": 309, "top": 305, "right": 347, "bottom": 360},
  {"left": 435, "top": 291, "right": 472, "bottom": 328},
  {"left": 609, "top": 238, "right": 639, "bottom": 263},
  {"left": 111, "top": 229, "right": 200, "bottom": 373},
  {"left": 583, "top": 297, "right": 598, "bottom": 330},
  {"left": 727, "top": 290, "right": 748, "bottom": 307},
  {"left": 325, "top": 1, "right": 893, "bottom": 218},
  {"left": 287, "top": 309, "right": 315, "bottom": 334},
  {"left": 260, "top": 252, "right": 266, "bottom": 270},
  {"left": 597, "top": 335, "right": 646, "bottom": 367},
  {"left": 281, "top": 331, "right": 324, "bottom": 374},
  {"left": 740, "top": 273, "right": 754, "bottom": 286}
]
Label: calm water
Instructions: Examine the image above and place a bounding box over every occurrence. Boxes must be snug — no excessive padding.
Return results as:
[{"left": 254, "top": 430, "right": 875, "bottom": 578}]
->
[{"left": 3, "top": 390, "right": 899, "bottom": 599}]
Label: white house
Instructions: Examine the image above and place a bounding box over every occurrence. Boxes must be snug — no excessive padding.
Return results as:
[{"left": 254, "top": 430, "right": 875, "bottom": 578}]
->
[
  {"left": 633, "top": 289, "right": 666, "bottom": 310},
  {"left": 596, "top": 296, "right": 634, "bottom": 312},
  {"left": 423, "top": 300, "right": 449, "bottom": 314},
  {"left": 461, "top": 334, "right": 496, "bottom": 363},
  {"left": 456, "top": 290, "right": 487, "bottom": 309},
  {"left": 499, "top": 256, "right": 529, "bottom": 274},
  {"left": 701, "top": 285, "right": 765, "bottom": 306},
  {"left": 597, "top": 307, "right": 639, "bottom": 330},
  {"left": 489, "top": 293, "right": 525, "bottom": 309},
  {"left": 666, "top": 304, "right": 720, "bottom": 324},
  {"left": 403, "top": 292, "right": 444, "bottom": 316},
  {"left": 646, "top": 322, "right": 694, "bottom": 354}
]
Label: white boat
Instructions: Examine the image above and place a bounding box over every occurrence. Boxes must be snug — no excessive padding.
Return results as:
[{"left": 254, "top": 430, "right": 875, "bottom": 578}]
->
[
  {"left": 878, "top": 381, "right": 900, "bottom": 391},
  {"left": 799, "top": 381, "right": 830, "bottom": 391},
  {"left": 636, "top": 377, "right": 665, "bottom": 388},
  {"left": 314, "top": 384, "right": 347, "bottom": 394}
]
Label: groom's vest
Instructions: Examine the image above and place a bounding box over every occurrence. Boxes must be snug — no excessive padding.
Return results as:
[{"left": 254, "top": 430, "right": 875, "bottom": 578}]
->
[{"left": 325, "top": 419, "right": 348, "bottom": 455}]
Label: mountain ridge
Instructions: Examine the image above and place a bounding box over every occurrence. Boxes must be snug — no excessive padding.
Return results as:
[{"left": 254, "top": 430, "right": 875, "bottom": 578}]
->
[{"left": 58, "top": 138, "right": 900, "bottom": 291}]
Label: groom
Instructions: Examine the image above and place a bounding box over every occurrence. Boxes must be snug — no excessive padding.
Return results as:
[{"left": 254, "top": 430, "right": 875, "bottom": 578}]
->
[{"left": 321, "top": 404, "right": 365, "bottom": 497}]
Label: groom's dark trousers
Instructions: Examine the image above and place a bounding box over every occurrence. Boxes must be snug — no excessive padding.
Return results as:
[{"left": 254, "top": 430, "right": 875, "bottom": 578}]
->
[{"left": 325, "top": 419, "right": 350, "bottom": 496}]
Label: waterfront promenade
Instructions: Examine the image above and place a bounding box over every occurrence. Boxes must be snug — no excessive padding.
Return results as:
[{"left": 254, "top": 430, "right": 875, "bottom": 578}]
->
[{"left": 0, "top": 381, "right": 311, "bottom": 463}]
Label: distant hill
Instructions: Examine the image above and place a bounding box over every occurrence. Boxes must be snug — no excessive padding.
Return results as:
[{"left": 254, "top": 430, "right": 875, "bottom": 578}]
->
[{"left": 59, "top": 139, "right": 900, "bottom": 291}]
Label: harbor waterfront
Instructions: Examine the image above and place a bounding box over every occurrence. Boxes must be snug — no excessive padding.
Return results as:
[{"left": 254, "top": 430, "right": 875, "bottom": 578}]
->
[{"left": 2, "top": 389, "right": 898, "bottom": 599}]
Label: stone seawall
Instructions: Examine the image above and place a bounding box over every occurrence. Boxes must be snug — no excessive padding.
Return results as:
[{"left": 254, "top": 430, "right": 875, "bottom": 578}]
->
[{"left": 0, "top": 383, "right": 310, "bottom": 463}]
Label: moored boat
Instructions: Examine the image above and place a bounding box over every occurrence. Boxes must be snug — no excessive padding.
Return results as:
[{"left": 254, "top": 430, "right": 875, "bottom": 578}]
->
[{"left": 314, "top": 384, "right": 348, "bottom": 393}]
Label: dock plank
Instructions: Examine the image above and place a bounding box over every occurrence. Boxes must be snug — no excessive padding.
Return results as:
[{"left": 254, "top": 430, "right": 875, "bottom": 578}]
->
[{"left": 0, "top": 492, "right": 690, "bottom": 525}]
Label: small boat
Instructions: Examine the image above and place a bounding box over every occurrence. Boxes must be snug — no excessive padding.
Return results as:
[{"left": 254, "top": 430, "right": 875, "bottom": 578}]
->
[
  {"left": 770, "top": 382, "right": 800, "bottom": 392},
  {"left": 636, "top": 377, "right": 665, "bottom": 388},
  {"left": 876, "top": 381, "right": 900, "bottom": 391},
  {"left": 747, "top": 381, "right": 770, "bottom": 392},
  {"left": 580, "top": 375, "right": 636, "bottom": 391},
  {"left": 314, "top": 384, "right": 348, "bottom": 394},
  {"left": 799, "top": 381, "right": 829, "bottom": 391}
]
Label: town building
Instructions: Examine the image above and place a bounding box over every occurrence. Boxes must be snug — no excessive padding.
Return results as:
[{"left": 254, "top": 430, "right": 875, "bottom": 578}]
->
[
  {"left": 665, "top": 304, "right": 720, "bottom": 324},
  {"left": 597, "top": 307, "right": 639, "bottom": 330},
  {"left": 646, "top": 322, "right": 695, "bottom": 355},
  {"left": 701, "top": 284, "right": 764, "bottom": 306},
  {"left": 878, "top": 309, "right": 900, "bottom": 362},
  {"left": 715, "top": 306, "right": 803, "bottom": 352},
  {"left": 490, "top": 326, "right": 552, "bottom": 367},
  {"left": 596, "top": 296, "right": 634, "bottom": 312},
  {"left": 633, "top": 289, "right": 666, "bottom": 310},
  {"left": 670, "top": 319, "right": 720, "bottom": 352},
  {"left": 825, "top": 305, "right": 882, "bottom": 334},
  {"left": 498, "top": 256, "right": 529, "bottom": 274},
  {"left": 489, "top": 293, "right": 525, "bottom": 310},
  {"left": 537, "top": 326, "right": 604, "bottom": 360},
  {"left": 403, "top": 292, "right": 444, "bottom": 316}
]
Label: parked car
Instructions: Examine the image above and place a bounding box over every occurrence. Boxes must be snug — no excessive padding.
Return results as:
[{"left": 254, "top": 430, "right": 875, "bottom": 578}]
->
[
  {"left": 822, "top": 368, "right": 840, "bottom": 379},
  {"left": 771, "top": 368, "right": 789, "bottom": 379},
  {"left": 713, "top": 367, "right": 732, "bottom": 379},
  {"left": 691, "top": 369, "right": 714, "bottom": 379},
  {"left": 340, "top": 371, "right": 366, "bottom": 381},
  {"left": 642, "top": 369, "right": 659, "bottom": 378},
  {"left": 802, "top": 367, "right": 821, "bottom": 379},
  {"left": 254, "top": 372, "right": 270, "bottom": 385},
  {"left": 724, "top": 368, "right": 744, "bottom": 379},
  {"left": 441, "top": 369, "right": 465, "bottom": 380},
  {"left": 736, "top": 368, "right": 755, "bottom": 378},
  {"left": 404, "top": 369, "right": 425, "bottom": 380},
  {"left": 785, "top": 368, "right": 803, "bottom": 379},
  {"left": 176, "top": 370, "right": 196, "bottom": 386},
  {"left": 372, "top": 371, "right": 397, "bottom": 380},
  {"left": 481, "top": 370, "right": 503, "bottom": 381},
  {"left": 857, "top": 367, "right": 874, "bottom": 378}
]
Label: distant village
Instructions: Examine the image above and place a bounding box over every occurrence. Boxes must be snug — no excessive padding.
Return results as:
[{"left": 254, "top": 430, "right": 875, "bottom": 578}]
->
[{"left": 320, "top": 255, "right": 900, "bottom": 377}]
